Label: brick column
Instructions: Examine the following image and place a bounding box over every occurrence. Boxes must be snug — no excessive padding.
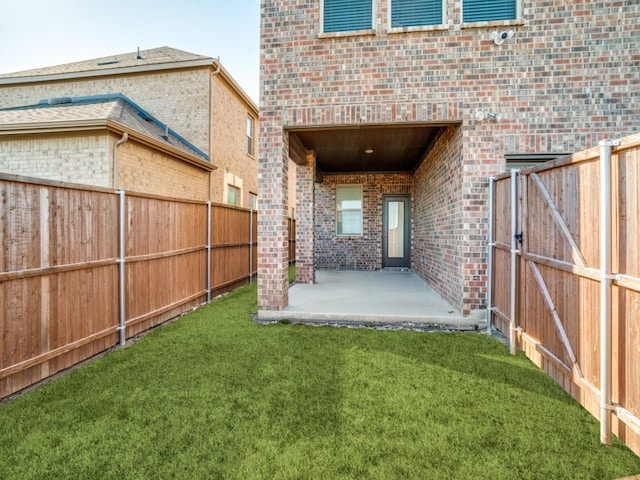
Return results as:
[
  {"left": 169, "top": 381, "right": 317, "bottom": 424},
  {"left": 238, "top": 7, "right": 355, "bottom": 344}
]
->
[
  {"left": 257, "top": 118, "right": 289, "bottom": 311},
  {"left": 295, "top": 151, "right": 316, "bottom": 283}
]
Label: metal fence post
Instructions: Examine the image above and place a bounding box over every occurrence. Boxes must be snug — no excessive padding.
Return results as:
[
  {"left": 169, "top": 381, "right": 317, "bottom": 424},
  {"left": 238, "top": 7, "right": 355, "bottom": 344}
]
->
[
  {"left": 207, "top": 200, "right": 212, "bottom": 303},
  {"left": 117, "top": 189, "right": 126, "bottom": 346},
  {"left": 509, "top": 169, "right": 519, "bottom": 355},
  {"left": 486, "top": 176, "right": 495, "bottom": 336},
  {"left": 249, "top": 207, "right": 254, "bottom": 283},
  {"left": 599, "top": 139, "right": 619, "bottom": 445}
]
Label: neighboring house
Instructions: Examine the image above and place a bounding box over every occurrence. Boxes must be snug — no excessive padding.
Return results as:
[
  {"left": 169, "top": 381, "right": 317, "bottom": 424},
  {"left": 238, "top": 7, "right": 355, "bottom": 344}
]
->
[
  {"left": 0, "top": 47, "right": 258, "bottom": 207},
  {"left": 258, "top": 1, "right": 640, "bottom": 316},
  {"left": 0, "top": 94, "right": 212, "bottom": 199}
]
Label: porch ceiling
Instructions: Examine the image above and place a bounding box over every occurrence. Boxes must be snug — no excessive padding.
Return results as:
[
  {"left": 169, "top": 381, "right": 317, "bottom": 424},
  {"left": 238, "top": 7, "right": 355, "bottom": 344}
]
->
[{"left": 289, "top": 124, "right": 443, "bottom": 173}]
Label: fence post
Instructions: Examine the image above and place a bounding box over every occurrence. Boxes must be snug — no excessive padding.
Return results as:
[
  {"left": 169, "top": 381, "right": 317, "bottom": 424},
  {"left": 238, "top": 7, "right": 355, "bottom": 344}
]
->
[
  {"left": 206, "top": 200, "right": 212, "bottom": 303},
  {"left": 486, "top": 176, "right": 495, "bottom": 335},
  {"left": 599, "top": 139, "right": 619, "bottom": 445},
  {"left": 249, "top": 206, "right": 254, "bottom": 283},
  {"left": 117, "top": 189, "right": 126, "bottom": 346},
  {"left": 509, "top": 169, "right": 519, "bottom": 355}
]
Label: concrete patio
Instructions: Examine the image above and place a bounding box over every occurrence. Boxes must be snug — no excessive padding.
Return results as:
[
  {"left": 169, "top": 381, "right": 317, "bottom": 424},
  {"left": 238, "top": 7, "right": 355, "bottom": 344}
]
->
[{"left": 257, "top": 270, "right": 486, "bottom": 329}]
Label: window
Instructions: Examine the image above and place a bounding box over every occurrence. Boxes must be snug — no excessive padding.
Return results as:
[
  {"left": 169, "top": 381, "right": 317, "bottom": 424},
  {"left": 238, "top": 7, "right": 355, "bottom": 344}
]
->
[
  {"left": 249, "top": 192, "right": 258, "bottom": 210},
  {"left": 391, "top": 0, "right": 443, "bottom": 28},
  {"left": 463, "top": 0, "right": 516, "bottom": 23},
  {"left": 246, "top": 116, "right": 254, "bottom": 156},
  {"left": 323, "top": 0, "right": 372, "bottom": 33},
  {"left": 227, "top": 185, "right": 240, "bottom": 206},
  {"left": 336, "top": 185, "right": 363, "bottom": 235}
]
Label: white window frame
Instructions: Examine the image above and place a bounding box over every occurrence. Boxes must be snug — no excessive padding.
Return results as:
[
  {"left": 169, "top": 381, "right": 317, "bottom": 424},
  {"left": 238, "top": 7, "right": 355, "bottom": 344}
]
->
[
  {"left": 227, "top": 184, "right": 241, "bottom": 206},
  {"left": 246, "top": 116, "right": 255, "bottom": 156},
  {"left": 336, "top": 185, "right": 363, "bottom": 236}
]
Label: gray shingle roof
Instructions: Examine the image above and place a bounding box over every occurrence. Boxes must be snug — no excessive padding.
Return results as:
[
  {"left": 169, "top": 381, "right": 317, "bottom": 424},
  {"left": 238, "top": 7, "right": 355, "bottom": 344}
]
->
[
  {"left": 0, "top": 47, "right": 213, "bottom": 79},
  {"left": 0, "top": 94, "right": 209, "bottom": 162}
]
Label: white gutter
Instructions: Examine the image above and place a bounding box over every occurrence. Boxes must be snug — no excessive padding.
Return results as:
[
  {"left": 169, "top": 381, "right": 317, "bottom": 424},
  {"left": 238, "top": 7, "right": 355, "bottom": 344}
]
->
[{"left": 112, "top": 132, "right": 129, "bottom": 188}]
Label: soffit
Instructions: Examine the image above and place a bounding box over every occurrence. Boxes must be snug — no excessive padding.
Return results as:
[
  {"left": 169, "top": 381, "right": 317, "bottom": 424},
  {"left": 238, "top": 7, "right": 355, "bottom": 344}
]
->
[{"left": 289, "top": 124, "right": 443, "bottom": 172}]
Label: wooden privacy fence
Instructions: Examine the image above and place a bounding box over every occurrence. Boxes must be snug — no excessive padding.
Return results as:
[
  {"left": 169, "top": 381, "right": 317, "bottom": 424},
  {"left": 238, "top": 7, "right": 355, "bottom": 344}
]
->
[
  {"left": 488, "top": 132, "right": 640, "bottom": 457},
  {"left": 0, "top": 173, "right": 295, "bottom": 399}
]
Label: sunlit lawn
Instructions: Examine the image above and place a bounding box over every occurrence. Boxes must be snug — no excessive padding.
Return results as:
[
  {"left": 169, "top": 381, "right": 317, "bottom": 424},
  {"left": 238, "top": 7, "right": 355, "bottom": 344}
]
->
[{"left": 1, "top": 280, "right": 639, "bottom": 479}]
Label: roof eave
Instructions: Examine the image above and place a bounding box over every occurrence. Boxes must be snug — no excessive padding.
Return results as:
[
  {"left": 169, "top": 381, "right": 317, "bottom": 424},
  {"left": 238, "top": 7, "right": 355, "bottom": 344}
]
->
[
  {"left": 0, "top": 119, "right": 215, "bottom": 171},
  {"left": 0, "top": 58, "right": 215, "bottom": 86},
  {"left": 106, "top": 120, "right": 215, "bottom": 171},
  {"left": 213, "top": 60, "right": 259, "bottom": 115}
]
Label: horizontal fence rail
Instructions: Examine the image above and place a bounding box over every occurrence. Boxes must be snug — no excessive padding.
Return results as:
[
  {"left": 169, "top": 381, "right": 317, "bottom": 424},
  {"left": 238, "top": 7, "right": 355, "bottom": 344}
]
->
[
  {"left": 488, "top": 132, "right": 640, "bottom": 457},
  {"left": 0, "top": 173, "right": 294, "bottom": 399}
]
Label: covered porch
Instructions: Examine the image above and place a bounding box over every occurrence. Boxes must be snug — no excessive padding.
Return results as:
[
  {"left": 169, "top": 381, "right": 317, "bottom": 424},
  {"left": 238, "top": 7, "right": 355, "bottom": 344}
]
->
[{"left": 257, "top": 120, "right": 480, "bottom": 319}]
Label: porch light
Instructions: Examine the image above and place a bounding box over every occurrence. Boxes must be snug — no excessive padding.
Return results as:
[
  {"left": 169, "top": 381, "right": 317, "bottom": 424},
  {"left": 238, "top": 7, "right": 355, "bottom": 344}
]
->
[{"left": 364, "top": 148, "right": 374, "bottom": 154}]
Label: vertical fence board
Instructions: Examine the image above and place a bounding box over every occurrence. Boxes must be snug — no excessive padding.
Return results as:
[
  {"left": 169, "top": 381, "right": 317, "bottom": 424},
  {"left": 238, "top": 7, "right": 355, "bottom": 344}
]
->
[
  {"left": 492, "top": 134, "right": 640, "bottom": 457},
  {"left": 1, "top": 176, "right": 298, "bottom": 400}
]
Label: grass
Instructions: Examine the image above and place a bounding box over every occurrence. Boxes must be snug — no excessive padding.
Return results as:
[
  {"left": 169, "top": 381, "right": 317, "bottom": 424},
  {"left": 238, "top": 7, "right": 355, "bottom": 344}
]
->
[{"left": 1, "top": 282, "right": 639, "bottom": 479}]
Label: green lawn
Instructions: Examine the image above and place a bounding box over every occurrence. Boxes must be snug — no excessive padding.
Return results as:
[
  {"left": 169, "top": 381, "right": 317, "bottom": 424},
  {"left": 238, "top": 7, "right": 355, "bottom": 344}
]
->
[{"left": 1, "top": 281, "right": 639, "bottom": 480}]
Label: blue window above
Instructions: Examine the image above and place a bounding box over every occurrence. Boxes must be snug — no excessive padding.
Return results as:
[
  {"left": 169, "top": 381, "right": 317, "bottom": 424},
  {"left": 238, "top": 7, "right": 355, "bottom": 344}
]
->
[
  {"left": 323, "top": 0, "right": 373, "bottom": 33},
  {"left": 463, "top": 0, "right": 516, "bottom": 22},
  {"left": 391, "top": 0, "right": 443, "bottom": 28}
]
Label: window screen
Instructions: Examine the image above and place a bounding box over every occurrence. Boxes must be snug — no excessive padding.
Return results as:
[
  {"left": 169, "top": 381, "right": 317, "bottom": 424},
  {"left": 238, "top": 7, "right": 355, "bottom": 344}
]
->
[
  {"left": 391, "top": 0, "right": 443, "bottom": 28},
  {"left": 463, "top": 0, "right": 516, "bottom": 22},
  {"left": 324, "top": 0, "right": 372, "bottom": 33}
]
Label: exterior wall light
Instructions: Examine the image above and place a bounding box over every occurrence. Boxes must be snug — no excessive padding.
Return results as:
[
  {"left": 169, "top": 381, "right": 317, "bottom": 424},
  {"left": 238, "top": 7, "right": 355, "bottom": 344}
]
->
[{"left": 364, "top": 148, "right": 374, "bottom": 154}]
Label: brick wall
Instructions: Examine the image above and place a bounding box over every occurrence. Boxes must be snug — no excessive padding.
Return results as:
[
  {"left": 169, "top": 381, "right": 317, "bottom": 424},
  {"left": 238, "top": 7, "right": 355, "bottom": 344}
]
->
[
  {"left": 116, "top": 138, "right": 210, "bottom": 201},
  {"left": 315, "top": 173, "right": 412, "bottom": 271},
  {"left": 260, "top": 0, "right": 640, "bottom": 314},
  {"left": 294, "top": 153, "right": 314, "bottom": 283},
  {"left": 211, "top": 74, "right": 258, "bottom": 205},
  {"left": 413, "top": 126, "right": 465, "bottom": 311},
  {"left": 0, "top": 134, "right": 110, "bottom": 185},
  {"left": 0, "top": 67, "right": 263, "bottom": 206},
  {"left": 0, "top": 69, "right": 212, "bottom": 153}
]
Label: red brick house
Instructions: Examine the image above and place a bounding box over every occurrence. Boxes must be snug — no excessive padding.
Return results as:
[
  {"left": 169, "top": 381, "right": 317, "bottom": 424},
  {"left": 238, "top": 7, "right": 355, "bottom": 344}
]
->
[{"left": 258, "top": 0, "right": 640, "bottom": 317}]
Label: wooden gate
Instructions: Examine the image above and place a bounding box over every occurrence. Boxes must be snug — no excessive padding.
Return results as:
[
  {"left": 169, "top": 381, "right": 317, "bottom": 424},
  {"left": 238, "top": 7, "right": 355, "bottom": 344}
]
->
[{"left": 488, "top": 133, "right": 640, "bottom": 457}]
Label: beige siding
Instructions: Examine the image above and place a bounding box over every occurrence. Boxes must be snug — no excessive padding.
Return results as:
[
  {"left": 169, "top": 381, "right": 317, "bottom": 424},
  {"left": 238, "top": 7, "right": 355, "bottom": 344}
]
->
[
  {"left": 116, "top": 139, "right": 209, "bottom": 200},
  {"left": 210, "top": 73, "right": 257, "bottom": 206},
  {"left": 0, "top": 134, "right": 110, "bottom": 185}
]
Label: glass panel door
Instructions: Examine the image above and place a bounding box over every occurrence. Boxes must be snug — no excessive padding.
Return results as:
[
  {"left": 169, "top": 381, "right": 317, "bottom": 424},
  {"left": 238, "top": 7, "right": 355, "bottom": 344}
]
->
[{"left": 383, "top": 196, "right": 410, "bottom": 268}]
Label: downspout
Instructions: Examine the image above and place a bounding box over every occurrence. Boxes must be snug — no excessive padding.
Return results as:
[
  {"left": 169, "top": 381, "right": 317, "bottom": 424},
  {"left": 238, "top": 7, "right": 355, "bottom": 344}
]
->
[
  {"left": 209, "top": 61, "right": 221, "bottom": 198},
  {"left": 112, "top": 132, "right": 129, "bottom": 188},
  {"left": 113, "top": 132, "right": 129, "bottom": 347}
]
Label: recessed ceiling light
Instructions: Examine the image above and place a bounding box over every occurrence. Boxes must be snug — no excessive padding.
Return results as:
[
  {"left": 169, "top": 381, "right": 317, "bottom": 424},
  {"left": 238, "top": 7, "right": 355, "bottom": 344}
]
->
[{"left": 364, "top": 148, "right": 374, "bottom": 154}]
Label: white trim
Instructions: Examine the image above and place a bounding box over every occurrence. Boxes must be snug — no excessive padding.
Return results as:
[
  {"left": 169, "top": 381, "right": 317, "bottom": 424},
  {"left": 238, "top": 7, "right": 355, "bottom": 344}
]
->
[{"left": 336, "top": 184, "right": 363, "bottom": 237}]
